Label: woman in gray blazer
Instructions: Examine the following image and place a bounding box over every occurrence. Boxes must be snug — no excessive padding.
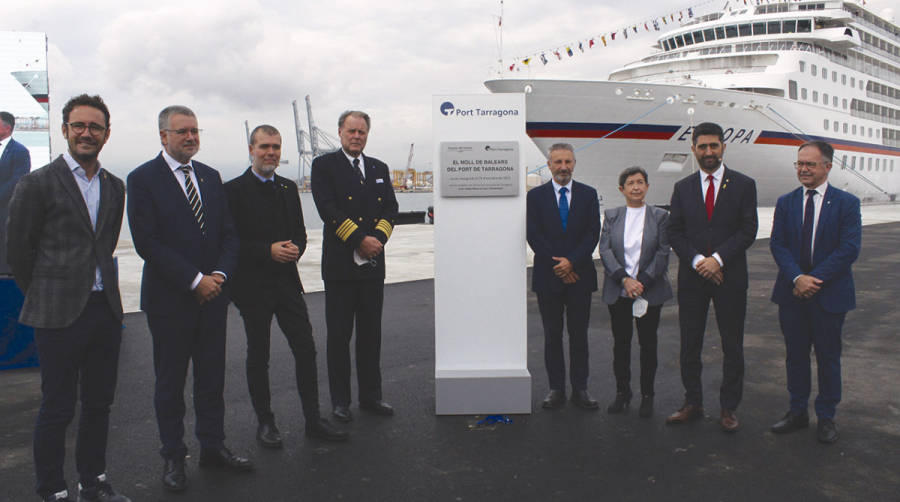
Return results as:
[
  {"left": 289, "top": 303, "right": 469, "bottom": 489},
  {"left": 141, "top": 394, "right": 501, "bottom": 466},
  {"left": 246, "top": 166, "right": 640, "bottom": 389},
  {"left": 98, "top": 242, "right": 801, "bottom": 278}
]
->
[{"left": 597, "top": 167, "right": 673, "bottom": 417}]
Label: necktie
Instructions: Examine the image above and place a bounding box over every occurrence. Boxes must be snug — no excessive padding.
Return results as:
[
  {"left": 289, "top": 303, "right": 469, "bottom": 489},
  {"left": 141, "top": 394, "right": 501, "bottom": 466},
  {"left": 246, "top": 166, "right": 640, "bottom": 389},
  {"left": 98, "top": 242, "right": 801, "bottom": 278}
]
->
[
  {"left": 179, "top": 166, "right": 205, "bottom": 231},
  {"left": 801, "top": 189, "right": 816, "bottom": 272},
  {"left": 559, "top": 187, "right": 569, "bottom": 231},
  {"left": 705, "top": 174, "right": 715, "bottom": 221},
  {"left": 353, "top": 158, "right": 364, "bottom": 184}
]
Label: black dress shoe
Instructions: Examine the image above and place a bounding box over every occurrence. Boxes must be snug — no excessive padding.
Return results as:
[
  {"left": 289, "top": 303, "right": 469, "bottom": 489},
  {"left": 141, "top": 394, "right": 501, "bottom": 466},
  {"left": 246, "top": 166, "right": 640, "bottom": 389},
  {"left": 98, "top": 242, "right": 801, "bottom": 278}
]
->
[
  {"left": 541, "top": 390, "right": 566, "bottom": 409},
  {"left": 359, "top": 400, "right": 394, "bottom": 416},
  {"left": 817, "top": 418, "right": 839, "bottom": 444},
  {"left": 332, "top": 406, "right": 353, "bottom": 423},
  {"left": 771, "top": 411, "right": 809, "bottom": 434},
  {"left": 606, "top": 392, "right": 632, "bottom": 414},
  {"left": 306, "top": 419, "right": 349, "bottom": 441},
  {"left": 638, "top": 395, "right": 654, "bottom": 418},
  {"left": 256, "top": 421, "right": 283, "bottom": 449},
  {"left": 199, "top": 446, "right": 254, "bottom": 471},
  {"left": 571, "top": 390, "right": 599, "bottom": 410},
  {"left": 162, "top": 457, "right": 187, "bottom": 492},
  {"left": 78, "top": 474, "right": 131, "bottom": 501}
]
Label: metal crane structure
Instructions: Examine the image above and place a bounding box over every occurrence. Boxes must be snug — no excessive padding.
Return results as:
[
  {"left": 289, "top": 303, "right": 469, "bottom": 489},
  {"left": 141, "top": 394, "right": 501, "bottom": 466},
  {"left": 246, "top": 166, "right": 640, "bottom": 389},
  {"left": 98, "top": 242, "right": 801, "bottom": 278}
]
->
[
  {"left": 291, "top": 100, "right": 312, "bottom": 188},
  {"left": 291, "top": 95, "right": 340, "bottom": 188},
  {"left": 404, "top": 143, "right": 415, "bottom": 190}
]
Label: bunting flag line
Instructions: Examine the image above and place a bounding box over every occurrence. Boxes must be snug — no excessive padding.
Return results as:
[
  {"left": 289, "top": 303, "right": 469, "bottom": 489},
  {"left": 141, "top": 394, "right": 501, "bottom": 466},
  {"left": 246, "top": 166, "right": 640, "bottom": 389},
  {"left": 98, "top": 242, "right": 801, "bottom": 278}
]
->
[{"left": 504, "top": 0, "right": 716, "bottom": 73}]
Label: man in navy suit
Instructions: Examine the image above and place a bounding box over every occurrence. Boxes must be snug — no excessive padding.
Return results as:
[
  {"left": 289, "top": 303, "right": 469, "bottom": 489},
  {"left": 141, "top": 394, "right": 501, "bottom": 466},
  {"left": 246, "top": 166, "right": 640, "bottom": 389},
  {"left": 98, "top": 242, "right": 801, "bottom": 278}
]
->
[
  {"left": 526, "top": 143, "right": 601, "bottom": 410},
  {"left": 127, "top": 106, "right": 251, "bottom": 493},
  {"left": 769, "top": 140, "right": 860, "bottom": 444},
  {"left": 1, "top": 111, "right": 32, "bottom": 275},
  {"left": 666, "top": 122, "right": 758, "bottom": 432}
]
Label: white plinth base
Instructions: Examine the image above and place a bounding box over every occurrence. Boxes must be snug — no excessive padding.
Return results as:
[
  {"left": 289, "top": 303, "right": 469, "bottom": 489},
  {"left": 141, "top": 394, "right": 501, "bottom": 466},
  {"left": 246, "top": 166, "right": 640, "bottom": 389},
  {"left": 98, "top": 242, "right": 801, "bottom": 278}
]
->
[{"left": 435, "top": 368, "right": 532, "bottom": 415}]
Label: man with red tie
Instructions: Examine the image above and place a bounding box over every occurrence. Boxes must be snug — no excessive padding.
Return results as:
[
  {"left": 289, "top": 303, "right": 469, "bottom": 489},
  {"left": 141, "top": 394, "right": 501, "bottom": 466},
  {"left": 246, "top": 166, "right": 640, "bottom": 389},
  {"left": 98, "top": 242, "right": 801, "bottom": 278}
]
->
[{"left": 665, "top": 122, "right": 758, "bottom": 432}]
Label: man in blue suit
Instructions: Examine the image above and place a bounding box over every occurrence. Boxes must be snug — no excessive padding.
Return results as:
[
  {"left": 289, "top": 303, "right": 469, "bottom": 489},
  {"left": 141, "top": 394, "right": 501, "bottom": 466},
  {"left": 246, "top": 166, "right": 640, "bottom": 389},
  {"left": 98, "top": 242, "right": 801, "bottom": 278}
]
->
[
  {"left": 1, "top": 111, "right": 32, "bottom": 275},
  {"left": 526, "top": 143, "right": 601, "bottom": 410},
  {"left": 128, "top": 106, "right": 251, "bottom": 492},
  {"left": 769, "top": 140, "right": 860, "bottom": 444}
]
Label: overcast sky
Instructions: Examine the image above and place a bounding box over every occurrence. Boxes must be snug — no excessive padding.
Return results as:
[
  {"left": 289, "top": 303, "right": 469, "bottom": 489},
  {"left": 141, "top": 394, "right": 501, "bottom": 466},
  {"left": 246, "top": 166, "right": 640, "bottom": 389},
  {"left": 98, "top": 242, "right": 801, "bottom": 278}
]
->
[{"left": 3, "top": 0, "right": 894, "bottom": 181}]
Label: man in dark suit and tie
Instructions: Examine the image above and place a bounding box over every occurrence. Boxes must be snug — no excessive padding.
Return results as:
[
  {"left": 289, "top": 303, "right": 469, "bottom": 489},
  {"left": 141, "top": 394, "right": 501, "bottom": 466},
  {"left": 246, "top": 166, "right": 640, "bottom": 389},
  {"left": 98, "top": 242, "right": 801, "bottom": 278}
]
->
[
  {"left": 7, "top": 95, "right": 129, "bottom": 501},
  {"left": 666, "top": 122, "right": 758, "bottom": 432},
  {"left": 310, "top": 110, "right": 398, "bottom": 423},
  {"left": 225, "top": 125, "right": 347, "bottom": 446},
  {"left": 127, "top": 105, "right": 251, "bottom": 492},
  {"left": 526, "top": 143, "right": 601, "bottom": 410},
  {"left": 769, "top": 141, "right": 860, "bottom": 444},
  {"left": 1, "top": 110, "right": 32, "bottom": 275}
]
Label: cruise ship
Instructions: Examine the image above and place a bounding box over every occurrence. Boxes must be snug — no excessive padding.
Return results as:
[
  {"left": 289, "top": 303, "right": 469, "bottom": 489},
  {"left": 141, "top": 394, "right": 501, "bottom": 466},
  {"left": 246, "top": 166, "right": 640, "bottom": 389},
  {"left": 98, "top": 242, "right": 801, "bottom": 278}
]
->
[{"left": 485, "top": 0, "right": 899, "bottom": 206}]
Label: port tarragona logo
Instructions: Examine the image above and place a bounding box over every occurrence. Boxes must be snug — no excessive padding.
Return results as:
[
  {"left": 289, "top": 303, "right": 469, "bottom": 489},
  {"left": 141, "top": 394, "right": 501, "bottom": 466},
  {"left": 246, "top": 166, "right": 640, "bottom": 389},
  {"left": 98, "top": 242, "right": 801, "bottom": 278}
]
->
[{"left": 439, "top": 101, "right": 455, "bottom": 116}]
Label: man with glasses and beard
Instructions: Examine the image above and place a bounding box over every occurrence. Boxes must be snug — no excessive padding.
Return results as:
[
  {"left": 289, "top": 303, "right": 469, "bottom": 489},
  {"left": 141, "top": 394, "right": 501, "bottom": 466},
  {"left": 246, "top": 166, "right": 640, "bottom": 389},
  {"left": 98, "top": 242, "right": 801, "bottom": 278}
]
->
[
  {"left": 665, "top": 122, "right": 758, "bottom": 433},
  {"left": 127, "top": 105, "right": 250, "bottom": 493},
  {"left": 7, "top": 94, "right": 129, "bottom": 501},
  {"left": 225, "top": 125, "right": 348, "bottom": 447}
]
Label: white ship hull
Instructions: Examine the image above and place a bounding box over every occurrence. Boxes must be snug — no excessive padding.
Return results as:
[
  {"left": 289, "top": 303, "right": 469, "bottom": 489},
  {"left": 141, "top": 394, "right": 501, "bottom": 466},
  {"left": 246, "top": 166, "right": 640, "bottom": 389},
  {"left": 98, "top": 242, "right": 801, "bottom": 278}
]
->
[{"left": 486, "top": 79, "right": 898, "bottom": 208}]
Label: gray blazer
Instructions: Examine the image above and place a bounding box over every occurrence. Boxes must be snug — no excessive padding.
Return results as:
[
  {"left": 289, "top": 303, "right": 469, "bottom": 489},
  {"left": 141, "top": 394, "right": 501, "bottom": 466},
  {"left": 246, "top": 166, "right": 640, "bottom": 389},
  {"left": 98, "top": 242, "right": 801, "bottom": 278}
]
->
[
  {"left": 598, "top": 204, "right": 673, "bottom": 306},
  {"left": 6, "top": 155, "right": 125, "bottom": 328}
]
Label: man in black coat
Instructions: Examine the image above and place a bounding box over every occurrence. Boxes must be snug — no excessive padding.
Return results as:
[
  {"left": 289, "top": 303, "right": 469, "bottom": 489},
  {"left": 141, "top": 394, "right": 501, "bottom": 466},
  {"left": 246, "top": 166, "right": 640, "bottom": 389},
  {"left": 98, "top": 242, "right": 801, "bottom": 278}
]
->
[
  {"left": 225, "top": 125, "right": 347, "bottom": 446},
  {"left": 526, "top": 143, "right": 601, "bottom": 410},
  {"left": 665, "top": 122, "right": 758, "bottom": 432},
  {"left": 310, "top": 111, "right": 398, "bottom": 423}
]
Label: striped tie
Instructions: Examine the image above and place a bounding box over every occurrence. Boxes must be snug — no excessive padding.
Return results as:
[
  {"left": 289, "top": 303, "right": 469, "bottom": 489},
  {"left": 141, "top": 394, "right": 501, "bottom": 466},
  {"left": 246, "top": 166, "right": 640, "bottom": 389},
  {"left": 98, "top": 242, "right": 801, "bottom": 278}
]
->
[{"left": 179, "top": 165, "right": 205, "bottom": 230}]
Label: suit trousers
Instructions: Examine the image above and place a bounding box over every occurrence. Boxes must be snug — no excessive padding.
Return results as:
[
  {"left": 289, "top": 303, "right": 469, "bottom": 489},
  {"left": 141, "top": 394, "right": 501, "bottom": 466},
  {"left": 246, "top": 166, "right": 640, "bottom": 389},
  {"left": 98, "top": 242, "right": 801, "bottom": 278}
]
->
[
  {"left": 147, "top": 304, "right": 227, "bottom": 459},
  {"left": 324, "top": 278, "right": 384, "bottom": 407},
  {"left": 33, "top": 292, "right": 121, "bottom": 498},
  {"left": 678, "top": 283, "right": 746, "bottom": 410},
  {"left": 536, "top": 289, "right": 592, "bottom": 392},
  {"left": 778, "top": 302, "right": 844, "bottom": 420},
  {"left": 238, "top": 281, "right": 320, "bottom": 424},
  {"left": 608, "top": 297, "right": 662, "bottom": 397}
]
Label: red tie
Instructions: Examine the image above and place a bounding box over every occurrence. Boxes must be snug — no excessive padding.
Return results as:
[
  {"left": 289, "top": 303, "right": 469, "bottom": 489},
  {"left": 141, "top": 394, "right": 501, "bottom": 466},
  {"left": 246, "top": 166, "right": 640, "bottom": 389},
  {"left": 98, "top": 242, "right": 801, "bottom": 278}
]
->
[{"left": 705, "top": 174, "right": 715, "bottom": 221}]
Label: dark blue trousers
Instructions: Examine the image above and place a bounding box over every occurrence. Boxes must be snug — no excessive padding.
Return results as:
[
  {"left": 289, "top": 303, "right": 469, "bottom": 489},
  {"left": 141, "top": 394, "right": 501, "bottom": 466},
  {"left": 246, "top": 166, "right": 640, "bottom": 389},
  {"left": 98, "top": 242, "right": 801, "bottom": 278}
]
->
[
  {"left": 537, "top": 289, "right": 592, "bottom": 393},
  {"left": 147, "top": 303, "right": 227, "bottom": 460},
  {"left": 778, "top": 302, "right": 844, "bottom": 420},
  {"left": 33, "top": 293, "right": 121, "bottom": 498}
]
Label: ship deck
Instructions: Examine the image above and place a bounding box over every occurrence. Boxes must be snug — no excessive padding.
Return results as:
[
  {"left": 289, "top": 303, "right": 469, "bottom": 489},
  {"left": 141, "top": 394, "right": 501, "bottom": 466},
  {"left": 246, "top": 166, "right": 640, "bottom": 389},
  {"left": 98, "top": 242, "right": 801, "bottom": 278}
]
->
[{"left": 2, "top": 220, "right": 899, "bottom": 501}]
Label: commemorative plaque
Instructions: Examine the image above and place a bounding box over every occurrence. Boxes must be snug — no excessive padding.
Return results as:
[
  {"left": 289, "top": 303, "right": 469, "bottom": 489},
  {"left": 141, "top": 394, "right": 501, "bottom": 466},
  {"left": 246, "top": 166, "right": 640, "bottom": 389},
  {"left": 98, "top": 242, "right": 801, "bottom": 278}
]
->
[{"left": 440, "top": 141, "right": 519, "bottom": 197}]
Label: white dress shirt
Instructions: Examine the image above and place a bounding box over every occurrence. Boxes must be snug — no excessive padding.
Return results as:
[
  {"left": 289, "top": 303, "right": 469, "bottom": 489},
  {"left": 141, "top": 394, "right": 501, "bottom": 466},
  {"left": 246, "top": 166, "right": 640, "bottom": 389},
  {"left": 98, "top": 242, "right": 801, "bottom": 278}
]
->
[
  {"left": 551, "top": 179, "right": 573, "bottom": 206},
  {"left": 343, "top": 149, "right": 365, "bottom": 179},
  {"left": 692, "top": 164, "right": 725, "bottom": 269},
  {"left": 0, "top": 136, "right": 10, "bottom": 157},
  {"left": 62, "top": 150, "right": 104, "bottom": 292},
  {"left": 621, "top": 205, "right": 646, "bottom": 296}
]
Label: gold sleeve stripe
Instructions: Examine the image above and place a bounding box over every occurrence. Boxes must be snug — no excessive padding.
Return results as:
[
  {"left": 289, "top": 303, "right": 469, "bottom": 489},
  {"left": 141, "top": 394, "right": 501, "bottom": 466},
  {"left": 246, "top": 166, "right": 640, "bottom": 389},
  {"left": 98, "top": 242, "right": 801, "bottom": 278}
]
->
[
  {"left": 336, "top": 219, "right": 358, "bottom": 242},
  {"left": 375, "top": 219, "right": 393, "bottom": 240}
]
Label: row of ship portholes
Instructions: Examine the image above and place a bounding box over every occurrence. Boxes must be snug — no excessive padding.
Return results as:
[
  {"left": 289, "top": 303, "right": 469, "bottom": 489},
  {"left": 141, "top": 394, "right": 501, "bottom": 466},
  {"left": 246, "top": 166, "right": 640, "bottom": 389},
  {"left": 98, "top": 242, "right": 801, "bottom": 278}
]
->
[
  {"left": 841, "top": 155, "right": 895, "bottom": 173},
  {"left": 823, "top": 118, "right": 880, "bottom": 139}
]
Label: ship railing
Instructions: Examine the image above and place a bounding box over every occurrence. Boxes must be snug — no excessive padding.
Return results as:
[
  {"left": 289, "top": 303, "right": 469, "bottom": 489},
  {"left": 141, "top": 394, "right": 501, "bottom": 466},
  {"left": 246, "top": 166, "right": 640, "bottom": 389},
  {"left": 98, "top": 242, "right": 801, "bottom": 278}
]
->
[{"left": 845, "top": 7, "right": 900, "bottom": 45}]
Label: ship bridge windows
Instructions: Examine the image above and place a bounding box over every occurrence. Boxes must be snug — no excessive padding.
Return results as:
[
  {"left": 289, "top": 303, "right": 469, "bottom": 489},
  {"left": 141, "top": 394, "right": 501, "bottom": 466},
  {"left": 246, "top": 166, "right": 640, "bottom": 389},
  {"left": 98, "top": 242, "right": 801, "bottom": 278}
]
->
[
  {"left": 797, "top": 19, "right": 812, "bottom": 33},
  {"left": 783, "top": 20, "right": 797, "bottom": 34},
  {"left": 753, "top": 22, "right": 766, "bottom": 35},
  {"left": 676, "top": 35, "right": 685, "bottom": 48},
  {"left": 684, "top": 33, "right": 695, "bottom": 45},
  {"left": 703, "top": 28, "right": 715, "bottom": 41},
  {"left": 767, "top": 21, "right": 781, "bottom": 34},
  {"left": 693, "top": 31, "right": 705, "bottom": 43},
  {"left": 725, "top": 25, "right": 738, "bottom": 38},
  {"left": 739, "top": 24, "right": 752, "bottom": 37}
]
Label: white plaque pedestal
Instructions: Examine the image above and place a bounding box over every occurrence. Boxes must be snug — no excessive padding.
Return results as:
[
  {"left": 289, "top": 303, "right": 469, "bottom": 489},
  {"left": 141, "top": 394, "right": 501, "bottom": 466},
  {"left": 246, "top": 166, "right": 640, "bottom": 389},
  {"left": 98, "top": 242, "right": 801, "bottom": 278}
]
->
[{"left": 432, "top": 93, "right": 531, "bottom": 415}]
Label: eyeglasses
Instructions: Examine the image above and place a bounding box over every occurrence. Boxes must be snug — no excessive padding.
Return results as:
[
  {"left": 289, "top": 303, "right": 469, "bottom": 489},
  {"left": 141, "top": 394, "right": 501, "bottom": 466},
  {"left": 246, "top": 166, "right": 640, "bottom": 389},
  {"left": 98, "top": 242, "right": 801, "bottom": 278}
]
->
[
  {"left": 164, "top": 128, "right": 202, "bottom": 136},
  {"left": 66, "top": 122, "right": 107, "bottom": 135},
  {"left": 794, "top": 161, "right": 827, "bottom": 169}
]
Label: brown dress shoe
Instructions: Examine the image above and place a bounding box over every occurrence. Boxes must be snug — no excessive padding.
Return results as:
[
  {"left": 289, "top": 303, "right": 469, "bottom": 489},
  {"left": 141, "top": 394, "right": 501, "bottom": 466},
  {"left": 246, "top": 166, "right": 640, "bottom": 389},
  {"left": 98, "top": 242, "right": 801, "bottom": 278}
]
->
[
  {"left": 665, "top": 403, "right": 704, "bottom": 424},
  {"left": 720, "top": 409, "right": 739, "bottom": 432}
]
